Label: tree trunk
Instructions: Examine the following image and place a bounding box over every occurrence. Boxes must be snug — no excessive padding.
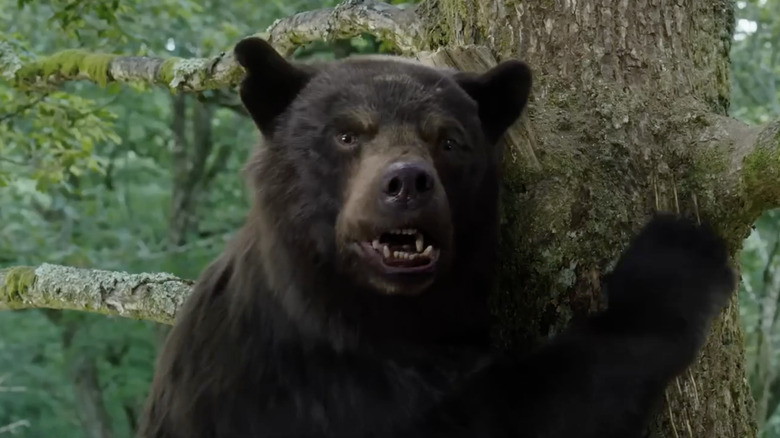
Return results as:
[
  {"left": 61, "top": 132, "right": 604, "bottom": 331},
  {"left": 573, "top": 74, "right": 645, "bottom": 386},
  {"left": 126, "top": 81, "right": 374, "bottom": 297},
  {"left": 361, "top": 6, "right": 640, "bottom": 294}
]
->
[
  {"left": 52, "top": 312, "right": 115, "bottom": 438},
  {"left": 414, "top": 1, "right": 756, "bottom": 437},
  {"left": 168, "top": 94, "right": 218, "bottom": 248}
]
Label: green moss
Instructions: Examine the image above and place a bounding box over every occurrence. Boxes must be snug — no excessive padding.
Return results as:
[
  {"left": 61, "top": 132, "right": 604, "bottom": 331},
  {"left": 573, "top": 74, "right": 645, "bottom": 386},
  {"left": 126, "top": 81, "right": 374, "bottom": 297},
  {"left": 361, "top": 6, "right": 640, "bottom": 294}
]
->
[
  {"left": 42, "top": 49, "right": 86, "bottom": 76},
  {"left": 158, "top": 57, "right": 180, "bottom": 86},
  {"left": 743, "top": 125, "right": 780, "bottom": 214},
  {"left": 15, "top": 49, "right": 117, "bottom": 87},
  {"left": 1, "top": 267, "right": 35, "bottom": 308},
  {"left": 81, "top": 53, "right": 116, "bottom": 86}
]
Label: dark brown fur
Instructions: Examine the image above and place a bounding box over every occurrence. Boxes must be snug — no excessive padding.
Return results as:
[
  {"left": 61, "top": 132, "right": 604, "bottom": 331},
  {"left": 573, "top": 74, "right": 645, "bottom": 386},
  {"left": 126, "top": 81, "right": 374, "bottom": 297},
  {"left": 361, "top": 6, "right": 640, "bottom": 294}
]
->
[{"left": 138, "top": 38, "right": 734, "bottom": 438}]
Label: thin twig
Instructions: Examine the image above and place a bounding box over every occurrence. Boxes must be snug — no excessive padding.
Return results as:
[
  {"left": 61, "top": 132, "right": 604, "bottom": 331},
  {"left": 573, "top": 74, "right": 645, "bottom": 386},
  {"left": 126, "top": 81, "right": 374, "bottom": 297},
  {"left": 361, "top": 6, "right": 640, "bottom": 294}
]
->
[{"left": 0, "top": 420, "right": 29, "bottom": 434}]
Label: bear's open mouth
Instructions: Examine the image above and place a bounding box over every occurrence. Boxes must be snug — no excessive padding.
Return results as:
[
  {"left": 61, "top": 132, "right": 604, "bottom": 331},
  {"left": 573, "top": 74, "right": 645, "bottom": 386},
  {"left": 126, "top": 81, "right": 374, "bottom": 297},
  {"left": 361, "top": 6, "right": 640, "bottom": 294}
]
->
[{"left": 357, "top": 228, "right": 439, "bottom": 273}]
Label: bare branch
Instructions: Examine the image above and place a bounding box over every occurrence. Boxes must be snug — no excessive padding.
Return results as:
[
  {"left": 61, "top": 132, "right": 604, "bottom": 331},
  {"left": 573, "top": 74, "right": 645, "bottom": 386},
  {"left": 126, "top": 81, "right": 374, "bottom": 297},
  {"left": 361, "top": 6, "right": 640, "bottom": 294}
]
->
[
  {"left": 266, "top": 0, "right": 422, "bottom": 57},
  {"left": 0, "top": 264, "right": 192, "bottom": 325},
  {"left": 2, "top": 1, "right": 421, "bottom": 92},
  {"left": 0, "top": 420, "right": 30, "bottom": 435}
]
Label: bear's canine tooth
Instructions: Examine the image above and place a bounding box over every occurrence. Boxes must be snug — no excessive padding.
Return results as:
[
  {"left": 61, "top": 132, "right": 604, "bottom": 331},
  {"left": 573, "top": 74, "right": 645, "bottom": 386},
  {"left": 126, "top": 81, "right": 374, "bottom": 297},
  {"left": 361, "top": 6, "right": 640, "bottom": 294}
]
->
[
  {"left": 383, "top": 246, "right": 391, "bottom": 258},
  {"left": 372, "top": 239, "right": 380, "bottom": 250},
  {"left": 415, "top": 233, "right": 424, "bottom": 252},
  {"left": 423, "top": 245, "right": 433, "bottom": 256}
]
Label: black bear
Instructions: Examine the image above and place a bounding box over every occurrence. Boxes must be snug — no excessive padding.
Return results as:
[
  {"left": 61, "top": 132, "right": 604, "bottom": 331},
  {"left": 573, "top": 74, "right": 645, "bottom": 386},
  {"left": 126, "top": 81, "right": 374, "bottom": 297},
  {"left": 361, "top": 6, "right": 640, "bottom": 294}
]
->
[{"left": 137, "top": 37, "right": 735, "bottom": 438}]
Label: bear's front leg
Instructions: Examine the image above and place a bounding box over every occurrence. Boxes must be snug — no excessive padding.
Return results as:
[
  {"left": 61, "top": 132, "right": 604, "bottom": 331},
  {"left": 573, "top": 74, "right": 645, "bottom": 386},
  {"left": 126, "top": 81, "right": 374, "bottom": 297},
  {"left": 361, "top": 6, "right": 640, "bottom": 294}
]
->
[
  {"left": 427, "top": 213, "right": 735, "bottom": 438},
  {"left": 600, "top": 212, "right": 735, "bottom": 361}
]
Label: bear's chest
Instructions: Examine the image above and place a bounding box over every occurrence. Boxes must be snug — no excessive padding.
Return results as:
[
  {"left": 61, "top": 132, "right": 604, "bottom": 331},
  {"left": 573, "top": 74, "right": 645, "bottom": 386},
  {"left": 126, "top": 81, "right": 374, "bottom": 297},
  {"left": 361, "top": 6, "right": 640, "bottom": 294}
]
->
[{"left": 230, "top": 349, "right": 487, "bottom": 438}]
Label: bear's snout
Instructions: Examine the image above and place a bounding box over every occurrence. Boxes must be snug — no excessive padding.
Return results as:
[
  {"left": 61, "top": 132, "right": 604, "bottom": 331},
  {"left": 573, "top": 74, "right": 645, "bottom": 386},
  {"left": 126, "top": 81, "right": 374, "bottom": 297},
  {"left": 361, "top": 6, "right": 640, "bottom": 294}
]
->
[{"left": 380, "top": 160, "right": 436, "bottom": 212}]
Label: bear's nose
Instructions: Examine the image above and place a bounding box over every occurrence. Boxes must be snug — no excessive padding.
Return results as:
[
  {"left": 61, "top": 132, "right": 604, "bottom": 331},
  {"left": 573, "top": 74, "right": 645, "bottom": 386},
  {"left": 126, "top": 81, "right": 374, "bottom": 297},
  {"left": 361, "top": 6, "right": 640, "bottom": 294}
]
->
[{"left": 380, "top": 161, "right": 435, "bottom": 210}]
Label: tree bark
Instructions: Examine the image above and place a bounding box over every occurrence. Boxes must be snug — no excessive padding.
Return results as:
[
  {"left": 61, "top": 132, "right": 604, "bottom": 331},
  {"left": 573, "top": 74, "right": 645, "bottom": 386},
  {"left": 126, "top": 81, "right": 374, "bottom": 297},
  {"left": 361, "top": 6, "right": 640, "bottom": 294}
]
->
[
  {"left": 2, "top": 1, "right": 779, "bottom": 437},
  {"left": 413, "top": 1, "right": 759, "bottom": 436},
  {"left": 0, "top": 265, "right": 191, "bottom": 324}
]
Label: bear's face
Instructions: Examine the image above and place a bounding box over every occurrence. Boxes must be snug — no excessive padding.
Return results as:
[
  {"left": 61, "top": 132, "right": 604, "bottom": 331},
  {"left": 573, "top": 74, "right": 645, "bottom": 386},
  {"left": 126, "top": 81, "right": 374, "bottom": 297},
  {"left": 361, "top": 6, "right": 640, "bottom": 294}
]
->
[{"left": 234, "top": 38, "right": 531, "bottom": 297}]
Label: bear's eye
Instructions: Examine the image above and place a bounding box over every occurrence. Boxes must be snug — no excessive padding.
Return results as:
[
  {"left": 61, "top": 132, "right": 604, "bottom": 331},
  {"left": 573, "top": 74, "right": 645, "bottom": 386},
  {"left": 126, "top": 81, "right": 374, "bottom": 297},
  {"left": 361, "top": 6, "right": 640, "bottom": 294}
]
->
[
  {"left": 441, "top": 138, "right": 459, "bottom": 151},
  {"left": 335, "top": 132, "right": 359, "bottom": 147}
]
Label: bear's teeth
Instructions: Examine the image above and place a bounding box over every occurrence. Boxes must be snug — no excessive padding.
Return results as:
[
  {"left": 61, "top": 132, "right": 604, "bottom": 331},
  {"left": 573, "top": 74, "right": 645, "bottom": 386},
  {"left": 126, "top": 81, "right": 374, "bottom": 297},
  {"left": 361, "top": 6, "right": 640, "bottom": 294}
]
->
[
  {"left": 372, "top": 239, "right": 380, "bottom": 250},
  {"left": 383, "top": 246, "right": 391, "bottom": 258},
  {"left": 423, "top": 245, "right": 433, "bottom": 256},
  {"left": 415, "top": 233, "right": 424, "bottom": 252}
]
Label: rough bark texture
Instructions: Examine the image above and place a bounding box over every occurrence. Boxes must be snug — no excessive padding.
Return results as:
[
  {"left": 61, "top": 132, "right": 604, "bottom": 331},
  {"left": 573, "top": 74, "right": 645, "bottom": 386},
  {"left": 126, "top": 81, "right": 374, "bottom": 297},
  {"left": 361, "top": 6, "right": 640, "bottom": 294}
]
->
[
  {"left": 0, "top": 265, "right": 190, "bottom": 324},
  {"left": 414, "top": 1, "right": 762, "bottom": 436}
]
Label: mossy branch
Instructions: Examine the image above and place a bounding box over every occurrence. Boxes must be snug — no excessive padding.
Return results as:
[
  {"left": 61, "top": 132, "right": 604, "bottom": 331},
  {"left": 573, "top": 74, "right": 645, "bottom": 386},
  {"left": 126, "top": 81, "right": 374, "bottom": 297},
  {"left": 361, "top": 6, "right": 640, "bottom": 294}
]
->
[
  {"left": 11, "top": 50, "right": 242, "bottom": 92},
  {"left": 0, "top": 264, "right": 193, "bottom": 325},
  {"left": 1, "top": 1, "right": 421, "bottom": 92},
  {"left": 742, "top": 119, "right": 780, "bottom": 216}
]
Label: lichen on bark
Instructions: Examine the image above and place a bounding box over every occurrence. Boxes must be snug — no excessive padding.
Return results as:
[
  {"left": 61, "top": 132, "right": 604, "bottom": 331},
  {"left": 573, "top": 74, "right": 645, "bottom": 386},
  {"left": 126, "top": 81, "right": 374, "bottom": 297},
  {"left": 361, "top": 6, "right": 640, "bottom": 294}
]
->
[
  {"left": 0, "top": 41, "right": 23, "bottom": 80},
  {"left": 0, "top": 264, "right": 193, "bottom": 324}
]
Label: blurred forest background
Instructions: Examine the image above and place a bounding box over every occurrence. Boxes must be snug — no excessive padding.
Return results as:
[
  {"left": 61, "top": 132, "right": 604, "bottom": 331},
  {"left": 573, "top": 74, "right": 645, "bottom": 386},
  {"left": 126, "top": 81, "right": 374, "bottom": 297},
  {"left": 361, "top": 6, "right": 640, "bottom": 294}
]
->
[{"left": 0, "top": 0, "right": 778, "bottom": 436}]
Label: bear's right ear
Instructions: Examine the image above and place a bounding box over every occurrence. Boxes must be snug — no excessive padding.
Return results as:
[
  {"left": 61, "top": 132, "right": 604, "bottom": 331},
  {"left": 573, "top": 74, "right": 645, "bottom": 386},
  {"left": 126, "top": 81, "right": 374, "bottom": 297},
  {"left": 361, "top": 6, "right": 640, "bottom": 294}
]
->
[
  {"left": 452, "top": 60, "right": 532, "bottom": 145},
  {"left": 234, "top": 37, "right": 315, "bottom": 135}
]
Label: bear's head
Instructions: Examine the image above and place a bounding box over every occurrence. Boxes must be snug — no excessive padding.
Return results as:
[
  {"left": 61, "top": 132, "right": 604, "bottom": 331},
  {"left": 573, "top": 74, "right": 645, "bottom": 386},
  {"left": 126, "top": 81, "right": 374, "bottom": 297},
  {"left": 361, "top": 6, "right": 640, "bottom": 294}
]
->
[{"left": 232, "top": 37, "right": 531, "bottom": 341}]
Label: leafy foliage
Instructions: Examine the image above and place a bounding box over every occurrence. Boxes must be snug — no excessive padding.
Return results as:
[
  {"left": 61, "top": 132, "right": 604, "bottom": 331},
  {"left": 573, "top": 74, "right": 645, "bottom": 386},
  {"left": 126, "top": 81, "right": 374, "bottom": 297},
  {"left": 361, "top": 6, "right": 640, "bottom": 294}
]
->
[{"left": 730, "top": 0, "right": 780, "bottom": 125}]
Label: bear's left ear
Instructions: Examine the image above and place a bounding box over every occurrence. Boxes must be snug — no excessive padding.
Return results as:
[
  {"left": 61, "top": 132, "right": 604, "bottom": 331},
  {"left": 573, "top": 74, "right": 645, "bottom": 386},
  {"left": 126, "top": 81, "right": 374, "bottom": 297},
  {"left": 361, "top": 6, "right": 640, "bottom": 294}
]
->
[
  {"left": 233, "top": 37, "right": 316, "bottom": 135},
  {"left": 453, "top": 60, "right": 532, "bottom": 144}
]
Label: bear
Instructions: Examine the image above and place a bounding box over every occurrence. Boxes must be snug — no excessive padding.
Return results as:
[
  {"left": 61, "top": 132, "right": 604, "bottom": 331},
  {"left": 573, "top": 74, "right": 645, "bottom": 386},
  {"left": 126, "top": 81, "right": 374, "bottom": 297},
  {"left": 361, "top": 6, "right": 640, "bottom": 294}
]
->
[{"left": 137, "top": 36, "right": 735, "bottom": 438}]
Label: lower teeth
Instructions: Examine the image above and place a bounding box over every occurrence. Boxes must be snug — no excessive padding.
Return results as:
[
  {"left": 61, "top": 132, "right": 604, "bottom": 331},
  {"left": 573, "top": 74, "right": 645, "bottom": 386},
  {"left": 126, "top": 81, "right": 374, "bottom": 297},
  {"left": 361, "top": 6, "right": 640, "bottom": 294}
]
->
[
  {"left": 367, "top": 233, "right": 435, "bottom": 263},
  {"left": 377, "top": 247, "right": 434, "bottom": 261}
]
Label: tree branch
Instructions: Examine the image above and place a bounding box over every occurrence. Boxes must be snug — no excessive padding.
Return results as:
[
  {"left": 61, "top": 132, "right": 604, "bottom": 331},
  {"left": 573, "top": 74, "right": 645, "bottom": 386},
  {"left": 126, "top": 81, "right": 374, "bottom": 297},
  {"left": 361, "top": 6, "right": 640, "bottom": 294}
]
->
[
  {"left": 8, "top": 48, "right": 242, "bottom": 92},
  {"left": 266, "top": 0, "right": 421, "bottom": 57},
  {"left": 742, "top": 119, "right": 780, "bottom": 216},
  {"left": 1, "top": 1, "right": 421, "bottom": 92},
  {"left": 680, "top": 114, "right": 780, "bottom": 236},
  {"left": 0, "top": 265, "right": 192, "bottom": 325}
]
